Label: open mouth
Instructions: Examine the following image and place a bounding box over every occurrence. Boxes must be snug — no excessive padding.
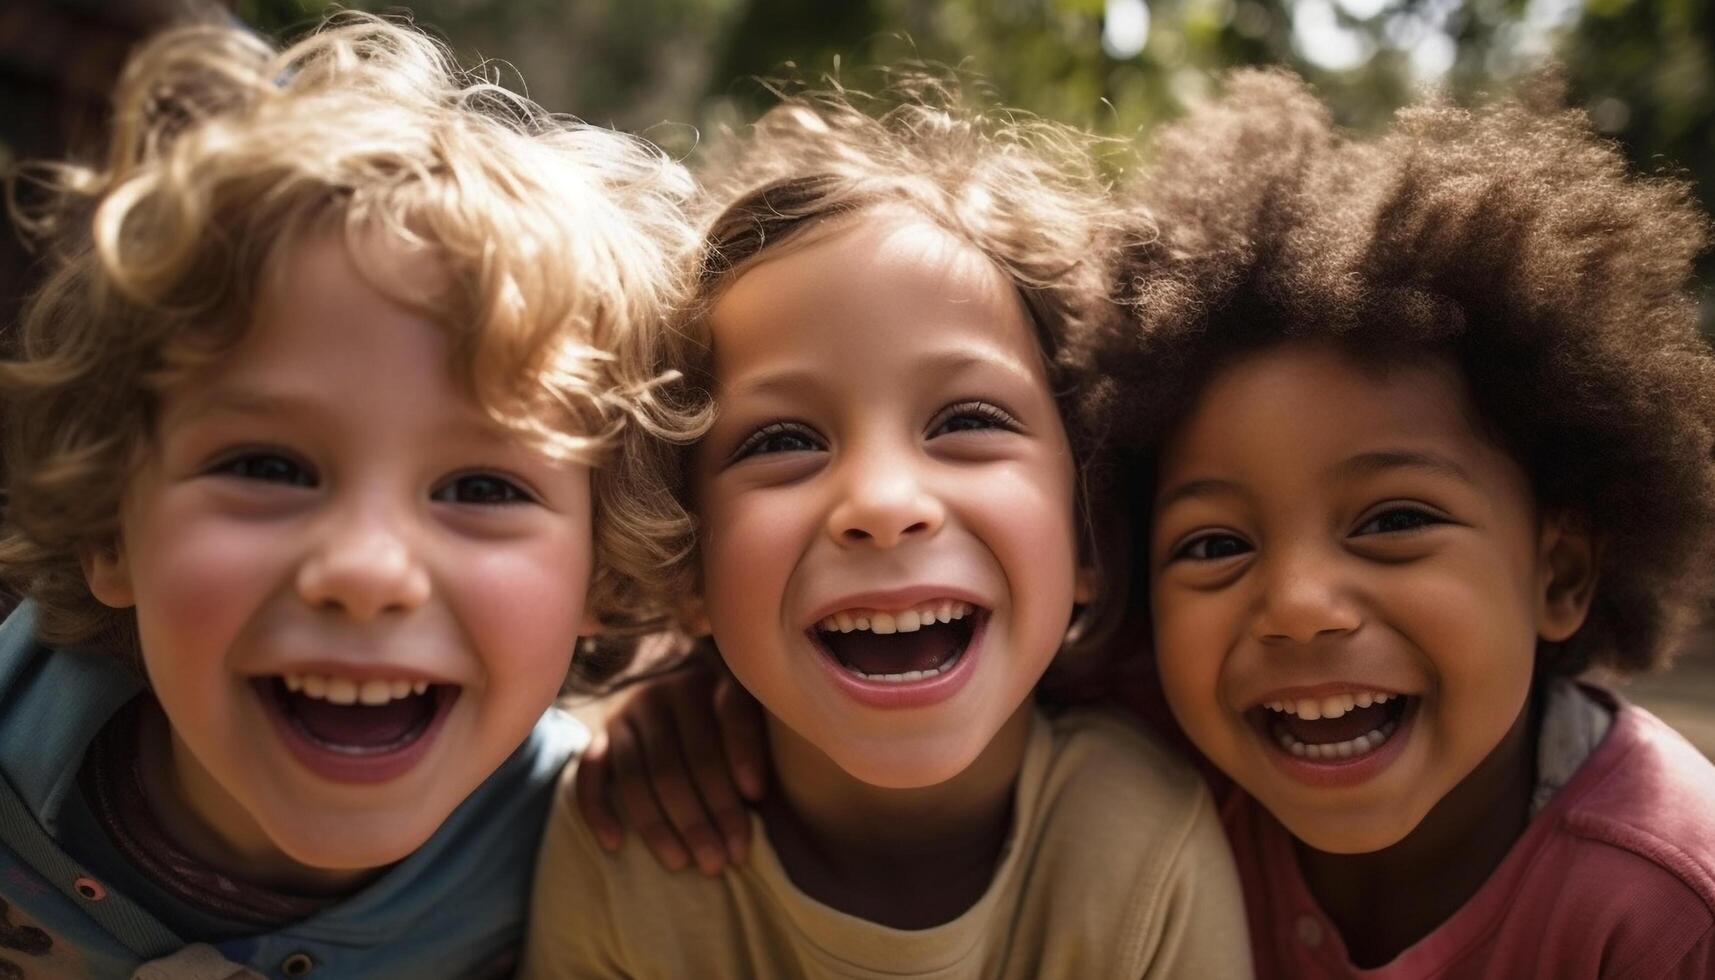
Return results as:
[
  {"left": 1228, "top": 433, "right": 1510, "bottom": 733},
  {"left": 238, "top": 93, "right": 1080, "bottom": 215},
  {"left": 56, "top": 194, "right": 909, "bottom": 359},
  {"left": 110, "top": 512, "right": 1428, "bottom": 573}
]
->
[
  {"left": 810, "top": 601, "right": 982, "bottom": 683},
  {"left": 257, "top": 673, "right": 455, "bottom": 757},
  {"left": 1251, "top": 691, "right": 1417, "bottom": 762}
]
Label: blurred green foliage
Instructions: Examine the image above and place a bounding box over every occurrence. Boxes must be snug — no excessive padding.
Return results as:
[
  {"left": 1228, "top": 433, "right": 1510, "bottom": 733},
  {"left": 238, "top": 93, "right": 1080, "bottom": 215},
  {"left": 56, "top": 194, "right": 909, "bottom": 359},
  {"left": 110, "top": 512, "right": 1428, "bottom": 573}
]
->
[{"left": 239, "top": 0, "right": 1713, "bottom": 321}]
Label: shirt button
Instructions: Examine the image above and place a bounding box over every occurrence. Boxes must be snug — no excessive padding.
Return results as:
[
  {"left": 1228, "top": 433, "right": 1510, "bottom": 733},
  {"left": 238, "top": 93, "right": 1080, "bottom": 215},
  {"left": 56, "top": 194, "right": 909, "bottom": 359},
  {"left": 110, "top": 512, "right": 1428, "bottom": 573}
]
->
[
  {"left": 281, "top": 952, "right": 316, "bottom": 976},
  {"left": 72, "top": 876, "right": 107, "bottom": 901},
  {"left": 1295, "top": 913, "right": 1324, "bottom": 948}
]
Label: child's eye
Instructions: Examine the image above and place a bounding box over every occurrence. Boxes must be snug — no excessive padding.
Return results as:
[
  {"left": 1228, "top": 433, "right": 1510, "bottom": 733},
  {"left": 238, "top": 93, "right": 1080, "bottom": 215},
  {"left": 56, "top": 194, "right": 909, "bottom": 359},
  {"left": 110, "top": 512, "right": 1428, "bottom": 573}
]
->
[
  {"left": 209, "top": 451, "right": 316, "bottom": 487},
  {"left": 732, "top": 422, "right": 824, "bottom": 461},
  {"left": 1174, "top": 532, "right": 1252, "bottom": 561},
  {"left": 1354, "top": 506, "right": 1447, "bottom": 536},
  {"left": 431, "top": 472, "right": 534, "bottom": 505},
  {"left": 929, "top": 401, "right": 1019, "bottom": 437}
]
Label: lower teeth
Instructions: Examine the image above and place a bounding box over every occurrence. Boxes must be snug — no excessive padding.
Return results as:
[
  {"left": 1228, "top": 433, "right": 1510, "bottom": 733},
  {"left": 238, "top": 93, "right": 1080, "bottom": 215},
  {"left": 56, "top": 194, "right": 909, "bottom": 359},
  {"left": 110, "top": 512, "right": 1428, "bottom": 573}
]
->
[
  {"left": 1280, "top": 719, "right": 1398, "bottom": 760},
  {"left": 853, "top": 653, "right": 960, "bottom": 683}
]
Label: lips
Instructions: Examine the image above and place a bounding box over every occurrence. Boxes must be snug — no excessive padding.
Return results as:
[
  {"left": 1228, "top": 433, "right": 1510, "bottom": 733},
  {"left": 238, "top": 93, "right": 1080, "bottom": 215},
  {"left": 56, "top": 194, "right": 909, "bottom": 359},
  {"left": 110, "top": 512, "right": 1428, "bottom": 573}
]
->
[
  {"left": 285, "top": 681, "right": 438, "bottom": 749},
  {"left": 255, "top": 677, "right": 458, "bottom": 783},
  {"left": 1268, "top": 695, "right": 1406, "bottom": 746},
  {"left": 1245, "top": 692, "right": 1421, "bottom": 784},
  {"left": 814, "top": 603, "right": 978, "bottom": 680}
]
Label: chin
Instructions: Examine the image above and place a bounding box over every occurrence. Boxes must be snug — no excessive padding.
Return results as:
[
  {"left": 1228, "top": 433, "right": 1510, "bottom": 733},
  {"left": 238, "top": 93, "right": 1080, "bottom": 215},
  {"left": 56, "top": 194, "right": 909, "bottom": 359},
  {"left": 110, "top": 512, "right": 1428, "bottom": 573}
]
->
[
  {"left": 1276, "top": 806, "right": 1420, "bottom": 856},
  {"left": 268, "top": 812, "right": 435, "bottom": 871},
  {"left": 831, "top": 734, "right": 987, "bottom": 790}
]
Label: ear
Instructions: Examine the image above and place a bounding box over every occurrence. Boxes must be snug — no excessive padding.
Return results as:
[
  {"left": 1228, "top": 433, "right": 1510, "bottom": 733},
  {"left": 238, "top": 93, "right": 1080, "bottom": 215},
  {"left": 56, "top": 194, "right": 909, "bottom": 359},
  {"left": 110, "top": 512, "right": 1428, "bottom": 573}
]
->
[
  {"left": 678, "top": 594, "right": 713, "bottom": 637},
  {"left": 1535, "top": 510, "right": 1598, "bottom": 643},
  {"left": 1073, "top": 564, "right": 1099, "bottom": 606},
  {"left": 81, "top": 539, "right": 137, "bottom": 610}
]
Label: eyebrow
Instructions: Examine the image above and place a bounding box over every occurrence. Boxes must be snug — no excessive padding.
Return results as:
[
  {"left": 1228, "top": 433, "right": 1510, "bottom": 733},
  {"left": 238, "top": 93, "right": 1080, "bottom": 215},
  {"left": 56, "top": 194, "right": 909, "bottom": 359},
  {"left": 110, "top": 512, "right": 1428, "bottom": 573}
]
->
[
  {"left": 1333, "top": 449, "right": 1475, "bottom": 484},
  {"left": 724, "top": 347, "right": 1039, "bottom": 400},
  {"left": 175, "top": 388, "right": 513, "bottom": 446},
  {"left": 174, "top": 388, "right": 308, "bottom": 423},
  {"left": 1153, "top": 477, "right": 1244, "bottom": 512},
  {"left": 1154, "top": 449, "right": 1476, "bottom": 513}
]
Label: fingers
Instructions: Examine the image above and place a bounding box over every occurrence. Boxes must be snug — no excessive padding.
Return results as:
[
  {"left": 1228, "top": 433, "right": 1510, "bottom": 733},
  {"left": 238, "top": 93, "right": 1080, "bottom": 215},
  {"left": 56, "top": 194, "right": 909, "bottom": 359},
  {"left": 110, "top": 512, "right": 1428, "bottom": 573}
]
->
[
  {"left": 603, "top": 714, "right": 694, "bottom": 872},
  {"left": 713, "top": 672, "right": 769, "bottom": 802},
  {"left": 572, "top": 729, "right": 624, "bottom": 852},
  {"left": 566, "top": 651, "right": 768, "bottom": 877},
  {"left": 666, "top": 680, "right": 755, "bottom": 865},
  {"left": 629, "top": 709, "right": 734, "bottom": 876}
]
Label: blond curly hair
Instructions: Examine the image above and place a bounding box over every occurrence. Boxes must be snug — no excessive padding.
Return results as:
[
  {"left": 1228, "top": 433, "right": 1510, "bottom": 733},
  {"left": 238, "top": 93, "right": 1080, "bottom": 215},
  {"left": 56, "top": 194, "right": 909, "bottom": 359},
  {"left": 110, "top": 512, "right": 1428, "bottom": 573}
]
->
[{"left": 1, "top": 13, "right": 708, "bottom": 658}]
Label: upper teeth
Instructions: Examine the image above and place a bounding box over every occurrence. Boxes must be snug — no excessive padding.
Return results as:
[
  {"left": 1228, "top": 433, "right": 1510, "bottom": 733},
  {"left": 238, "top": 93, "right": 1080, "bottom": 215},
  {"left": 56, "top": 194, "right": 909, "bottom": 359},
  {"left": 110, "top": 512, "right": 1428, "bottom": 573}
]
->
[
  {"left": 818, "top": 601, "right": 973, "bottom": 635},
  {"left": 283, "top": 674, "right": 431, "bottom": 705},
  {"left": 1263, "top": 691, "right": 1397, "bottom": 721}
]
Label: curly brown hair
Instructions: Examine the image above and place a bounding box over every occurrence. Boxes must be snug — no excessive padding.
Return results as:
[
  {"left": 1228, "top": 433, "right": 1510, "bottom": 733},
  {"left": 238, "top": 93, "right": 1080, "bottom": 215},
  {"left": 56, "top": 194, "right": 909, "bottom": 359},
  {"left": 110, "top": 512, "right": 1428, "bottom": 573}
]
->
[
  {"left": 0, "top": 14, "right": 707, "bottom": 666},
  {"left": 1110, "top": 69, "right": 1715, "bottom": 676},
  {"left": 665, "top": 71, "right": 1138, "bottom": 675}
]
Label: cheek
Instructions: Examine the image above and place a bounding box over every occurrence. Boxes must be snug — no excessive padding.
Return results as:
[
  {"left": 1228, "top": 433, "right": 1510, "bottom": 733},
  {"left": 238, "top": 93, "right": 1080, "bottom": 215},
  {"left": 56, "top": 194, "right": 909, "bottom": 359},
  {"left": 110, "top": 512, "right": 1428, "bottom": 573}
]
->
[
  {"left": 126, "top": 500, "right": 284, "bottom": 666},
  {"left": 1379, "top": 557, "right": 1539, "bottom": 690},
  {"left": 450, "top": 530, "right": 593, "bottom": 683},
  {"left": 961, "top": 460, "right": 1080, "bottom": 598},
  {"left": 698, "top": 490, "right": 804, "bottom": 622},
  {"left": 1149, "top": 588, "right": 1229, "bottom": 722}
]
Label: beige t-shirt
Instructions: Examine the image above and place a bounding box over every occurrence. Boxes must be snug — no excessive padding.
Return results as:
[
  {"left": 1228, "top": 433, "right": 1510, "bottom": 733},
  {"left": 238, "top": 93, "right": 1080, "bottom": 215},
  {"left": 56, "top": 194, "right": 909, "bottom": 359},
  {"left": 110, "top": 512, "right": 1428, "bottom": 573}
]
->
[{"left": 522, "top": 709, "right": 1251, "bottom": 979}]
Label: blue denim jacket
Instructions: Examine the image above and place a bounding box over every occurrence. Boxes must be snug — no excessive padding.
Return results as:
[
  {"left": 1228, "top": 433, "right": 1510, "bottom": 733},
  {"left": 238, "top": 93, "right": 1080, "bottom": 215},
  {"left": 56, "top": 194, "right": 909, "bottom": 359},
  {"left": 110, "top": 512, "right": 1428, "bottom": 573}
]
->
[{"left": 0, "top": 602, "right": 584, "bottom": 979}]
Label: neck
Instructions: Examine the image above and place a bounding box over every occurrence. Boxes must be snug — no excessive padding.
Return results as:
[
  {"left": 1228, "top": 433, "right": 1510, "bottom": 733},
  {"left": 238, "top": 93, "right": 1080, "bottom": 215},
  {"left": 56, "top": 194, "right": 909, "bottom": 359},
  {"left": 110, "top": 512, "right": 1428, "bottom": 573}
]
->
[
  {"left": 1295, "top": 690, "right": 1539, "bottom": 968},
  {"left": 138, "top": 702, "right": 372, "bottom": 896},
  {"left": 759, "top": 700, "right": 1035, "bottom": 929}
]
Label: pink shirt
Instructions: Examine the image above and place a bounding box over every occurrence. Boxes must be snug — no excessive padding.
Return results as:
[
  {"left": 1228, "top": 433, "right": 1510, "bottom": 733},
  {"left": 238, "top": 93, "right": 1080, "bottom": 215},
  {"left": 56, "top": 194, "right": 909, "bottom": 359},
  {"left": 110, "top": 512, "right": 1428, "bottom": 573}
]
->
[{"left": 1225, "top": 691, "right": 1715, "bottom": 979}]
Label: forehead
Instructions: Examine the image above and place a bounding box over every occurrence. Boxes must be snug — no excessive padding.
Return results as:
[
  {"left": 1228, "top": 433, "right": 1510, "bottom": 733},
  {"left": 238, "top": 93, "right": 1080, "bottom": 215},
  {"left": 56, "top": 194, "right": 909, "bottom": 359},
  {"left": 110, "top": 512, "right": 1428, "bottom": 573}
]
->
[
  {"left": 1159, "top": 342, "right": 1516, "bottom": 488},
  {"left": 242, "top": 234, "right": 448, "bottom": 370},
  {"left": 707, "top": 211, "right": 1044, "bottom": 386},
  {"left": 163, "top": 234, "right": 466, "bottom": 423}
]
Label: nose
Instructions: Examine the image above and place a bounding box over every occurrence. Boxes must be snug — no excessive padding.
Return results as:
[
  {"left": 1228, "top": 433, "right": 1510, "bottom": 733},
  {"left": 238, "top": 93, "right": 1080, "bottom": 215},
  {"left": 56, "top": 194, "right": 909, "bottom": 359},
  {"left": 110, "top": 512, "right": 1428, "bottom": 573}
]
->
[
  {"left": 296, "top": 499, "right": 431, "bottom": 620},
  {"left": 1251, "top": 547, "right": 1361, "bottom": 646},
  {"left": 825, "top": 446, "right": 944, "bottom": 549}
]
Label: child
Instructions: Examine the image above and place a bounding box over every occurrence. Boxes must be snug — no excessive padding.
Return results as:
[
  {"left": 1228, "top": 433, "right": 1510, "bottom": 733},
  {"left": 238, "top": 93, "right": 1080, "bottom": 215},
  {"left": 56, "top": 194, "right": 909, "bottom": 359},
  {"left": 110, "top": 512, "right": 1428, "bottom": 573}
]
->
[
  {"left": 1114, "top": 70, "right": 1715, "bottom": 977},
  {"left": 0, "top": 14, "right": 699, "bottom": 979},
  {"left": 520, "top": 80, "right": 1251, "bottom": 978},
  {"left": 577, "top": 69, "right": 1715, "bottom": 979}
]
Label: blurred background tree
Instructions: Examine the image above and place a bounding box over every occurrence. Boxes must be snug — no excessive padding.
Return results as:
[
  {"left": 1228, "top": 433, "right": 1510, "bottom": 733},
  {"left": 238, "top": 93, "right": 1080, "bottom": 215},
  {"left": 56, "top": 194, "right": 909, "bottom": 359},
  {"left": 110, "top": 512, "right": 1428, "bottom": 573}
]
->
[
  {"left": 225, "top": 0, "right": 1715, "bottom": 322},
  {"left": 6, "top": 0, "right": 1710, "bottom": 281}
]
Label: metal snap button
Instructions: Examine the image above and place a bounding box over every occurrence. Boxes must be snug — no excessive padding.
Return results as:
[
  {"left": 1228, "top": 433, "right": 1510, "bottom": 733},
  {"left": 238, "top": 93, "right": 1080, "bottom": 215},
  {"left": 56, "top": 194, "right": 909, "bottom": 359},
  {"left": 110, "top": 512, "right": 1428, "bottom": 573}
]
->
[
  {"left": 72, "top": 876, "right": 107, "bottom": 901},
  {"left": 281, "top": 952, "right": 316, "bottom": 976}
]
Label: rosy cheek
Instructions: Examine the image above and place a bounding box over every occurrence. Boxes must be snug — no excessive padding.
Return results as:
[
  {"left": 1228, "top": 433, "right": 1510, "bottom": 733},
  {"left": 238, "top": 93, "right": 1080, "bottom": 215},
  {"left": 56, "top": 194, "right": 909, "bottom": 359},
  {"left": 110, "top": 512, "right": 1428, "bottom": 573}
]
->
[
  {"left": 133, "top": 512, "right": 279, "bottom": 644},
  {"left": 702, "top": 496, "right": 794, "bottom": 595},
  {"left": 966, "top": 461, "right": 1077, "bottom": 568},
  {"left": 450, "top": 537, "right": 591, "bottom": 679}
]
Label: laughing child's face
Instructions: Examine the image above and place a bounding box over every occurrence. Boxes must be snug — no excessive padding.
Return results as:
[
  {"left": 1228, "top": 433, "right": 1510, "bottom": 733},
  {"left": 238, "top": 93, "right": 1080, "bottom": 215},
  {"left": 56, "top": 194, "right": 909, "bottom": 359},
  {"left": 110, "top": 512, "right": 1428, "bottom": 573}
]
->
[
  {"left": 1148, "top": 342, "right": 1593, "bottom": 854},
  {"left": 691, "top": 211, "right": 1084, "bottom": 790},
  {"left": 84, "top": 233, "right": 593, "bottom": 884}
]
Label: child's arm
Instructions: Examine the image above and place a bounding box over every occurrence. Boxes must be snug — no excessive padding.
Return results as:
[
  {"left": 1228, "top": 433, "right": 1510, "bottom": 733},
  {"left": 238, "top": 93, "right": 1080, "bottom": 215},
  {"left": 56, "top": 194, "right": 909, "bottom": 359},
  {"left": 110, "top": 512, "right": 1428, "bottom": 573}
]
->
[{"left": 573, "top": 653, "right": 769, "bottom": 875}]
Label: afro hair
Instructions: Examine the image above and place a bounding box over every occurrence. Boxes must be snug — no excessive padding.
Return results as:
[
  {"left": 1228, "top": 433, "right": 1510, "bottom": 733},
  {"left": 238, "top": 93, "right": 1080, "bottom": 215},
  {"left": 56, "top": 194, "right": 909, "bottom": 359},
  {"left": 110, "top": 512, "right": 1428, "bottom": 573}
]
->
[{"left": 1109, "top": 69, "right": 1715, "bottom": 676}]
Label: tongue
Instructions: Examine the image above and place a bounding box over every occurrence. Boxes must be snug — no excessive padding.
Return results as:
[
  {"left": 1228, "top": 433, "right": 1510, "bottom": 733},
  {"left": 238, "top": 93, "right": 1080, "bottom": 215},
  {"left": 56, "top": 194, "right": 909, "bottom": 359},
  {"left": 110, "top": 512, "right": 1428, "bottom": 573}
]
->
[
  {"left": 1276, "top": 701, "right": 1395, "bottom": 745},
  {"left": 288, "top": 690, "right": 434, "bottom": 748},
  {"left": 823, "top": 623, "right": 962, "bottom": 675}
]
